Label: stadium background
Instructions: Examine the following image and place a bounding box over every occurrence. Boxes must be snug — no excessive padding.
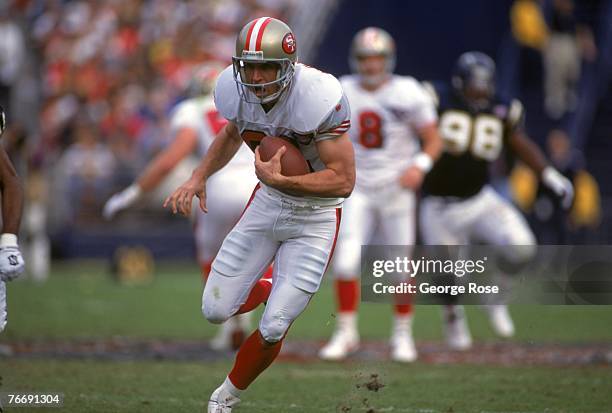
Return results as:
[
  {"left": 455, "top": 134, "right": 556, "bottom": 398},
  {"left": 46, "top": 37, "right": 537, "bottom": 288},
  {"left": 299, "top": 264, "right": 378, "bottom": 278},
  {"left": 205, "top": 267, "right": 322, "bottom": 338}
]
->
[{"left": 1, "top": 1, "right": 611, "bottom": 412}]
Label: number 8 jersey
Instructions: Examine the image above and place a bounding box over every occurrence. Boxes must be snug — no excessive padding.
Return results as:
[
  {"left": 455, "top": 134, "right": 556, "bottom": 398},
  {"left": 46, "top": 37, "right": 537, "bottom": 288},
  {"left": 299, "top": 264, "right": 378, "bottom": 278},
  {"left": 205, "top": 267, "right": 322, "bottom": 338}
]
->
[
  {"left": 422, "top": 82, "right": 525, "bottom": 198},
  {"left": 340, "top": 74, "right": 437, "bottom": 190}
]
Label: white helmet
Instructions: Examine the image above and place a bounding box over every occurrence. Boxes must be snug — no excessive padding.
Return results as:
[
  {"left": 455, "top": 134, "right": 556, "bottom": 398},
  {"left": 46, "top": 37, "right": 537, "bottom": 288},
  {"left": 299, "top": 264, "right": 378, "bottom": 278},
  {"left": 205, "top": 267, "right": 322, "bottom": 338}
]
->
[
  {"left": 349, "top": 27, "right": 396, "bottom": 86},
  {"left": 232, "top": 17, "right": 297, "bottom": 104}
]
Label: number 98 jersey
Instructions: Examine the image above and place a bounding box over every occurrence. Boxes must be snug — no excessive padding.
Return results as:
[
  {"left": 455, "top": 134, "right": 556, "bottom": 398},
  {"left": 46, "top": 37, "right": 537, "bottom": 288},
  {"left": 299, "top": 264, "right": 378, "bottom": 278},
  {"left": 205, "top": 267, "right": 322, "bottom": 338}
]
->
[{"left": 422, "top": 82, "right": 525, "bottom": 198}]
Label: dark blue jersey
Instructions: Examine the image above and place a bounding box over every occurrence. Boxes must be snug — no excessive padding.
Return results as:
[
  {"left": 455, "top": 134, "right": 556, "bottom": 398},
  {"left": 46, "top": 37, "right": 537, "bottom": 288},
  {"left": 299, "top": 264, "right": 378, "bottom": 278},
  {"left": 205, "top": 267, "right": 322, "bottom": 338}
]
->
[{"left": 422, "top": 82, "right": 525, "bottom": 198}]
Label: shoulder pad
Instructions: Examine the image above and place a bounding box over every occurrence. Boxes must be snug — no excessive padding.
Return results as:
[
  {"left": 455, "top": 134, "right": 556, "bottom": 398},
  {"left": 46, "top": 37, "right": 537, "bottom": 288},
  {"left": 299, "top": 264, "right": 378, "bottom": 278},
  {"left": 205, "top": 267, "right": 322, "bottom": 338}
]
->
[
  {"left": 507, "top": 98, "right": 525, "bottom": 127},
  {"left": 492, "top": 96, "right": 524, "bottom": 128},
  {"left": 385, "top": 76, "right": 437, "bottom": 126},
  {"left": 171, "top": 98, "right": 198, "bottom": 118},
  {"left": 170, "top": 96, "right": 214, "bottom": 131},
  {"left": 388, "top": 76, "right": 425, "bottom": 101},
  {"left": 213, "top": 65, "right": 239, "bottom": 121},
  {"left": 288, "top": 64, "right": 344, "bottom": 134},
  {"left": 421, "top": 81, "right": 439, "bottom": 108},
  {"left": 170, "top": 99, "right": 198, "bottom": 129},
  {"left": 339, "top": 74, "right": 358, "bottom": 87}
]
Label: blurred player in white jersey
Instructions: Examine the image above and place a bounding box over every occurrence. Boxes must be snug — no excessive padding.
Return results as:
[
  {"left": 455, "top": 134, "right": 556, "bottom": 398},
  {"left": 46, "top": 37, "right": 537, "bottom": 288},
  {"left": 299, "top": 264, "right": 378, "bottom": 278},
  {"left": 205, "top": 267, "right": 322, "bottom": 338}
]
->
[
  {"left": 319, "top": 27, "right": 442, "bottom": 362},
  {"left": 103, "top": 63, "right": 263, "bottom": 351},
  {"left": 421, "top": 52, "right": 574, "bottom": 349},
  {"left": 0, "top": 105, "right": 26, "bottom": 334},
  {"left": 164, "top": 17, "right": 355, "bottom": 412}
]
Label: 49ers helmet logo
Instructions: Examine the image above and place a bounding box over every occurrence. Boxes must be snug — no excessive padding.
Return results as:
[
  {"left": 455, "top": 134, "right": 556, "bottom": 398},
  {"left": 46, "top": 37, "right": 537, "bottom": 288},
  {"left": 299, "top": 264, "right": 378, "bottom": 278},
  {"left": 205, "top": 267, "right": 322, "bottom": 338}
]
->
[{"left": 282, "top": 33, "right": 296, "bottom": 54}]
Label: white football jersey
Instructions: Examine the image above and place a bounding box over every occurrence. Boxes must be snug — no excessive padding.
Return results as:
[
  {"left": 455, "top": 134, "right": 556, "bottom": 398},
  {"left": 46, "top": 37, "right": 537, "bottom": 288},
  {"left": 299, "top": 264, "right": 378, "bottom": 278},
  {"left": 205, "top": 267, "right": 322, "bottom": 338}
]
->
[
  {"left": 169, "top": 94, "right": 255, "bottom": 170},
  {"left": 340, "top": 74, "right": 437, "bottom": 189},
  {"left": 214, "top": 63, "right": 351, "bottom": 207}
]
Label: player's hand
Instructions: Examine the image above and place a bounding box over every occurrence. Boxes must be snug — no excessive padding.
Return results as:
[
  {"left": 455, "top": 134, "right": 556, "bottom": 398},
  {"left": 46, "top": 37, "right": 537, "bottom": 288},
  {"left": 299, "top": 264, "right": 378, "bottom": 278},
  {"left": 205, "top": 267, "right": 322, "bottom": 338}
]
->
[
  {"left": 542, "top": 166, "right": 574, "bottom": 209},
  {"left": 0, "top": 246, "right": 25, "bottom": 282},
  {"left": 103, "top": 184, "right": 142, "bottom": 220},
  {"left": 163, "top": 177, "right": 207, "bottom": 216},
  {"left": 255, "top": 145, "right": 286, "bottom": 188},
  {"left": 399, "top": 166, "right": 425, "bottom": 190}
]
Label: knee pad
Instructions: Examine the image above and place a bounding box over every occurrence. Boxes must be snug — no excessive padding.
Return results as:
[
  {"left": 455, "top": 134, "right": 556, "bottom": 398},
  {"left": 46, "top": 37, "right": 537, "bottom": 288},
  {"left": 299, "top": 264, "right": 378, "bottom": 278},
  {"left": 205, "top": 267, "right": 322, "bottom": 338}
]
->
[
  {"left": 259, "top": 309, "right": 291, "bottom": 343},
  {"left": 202, "top": 300, "right": 232, "bottom": 325}
]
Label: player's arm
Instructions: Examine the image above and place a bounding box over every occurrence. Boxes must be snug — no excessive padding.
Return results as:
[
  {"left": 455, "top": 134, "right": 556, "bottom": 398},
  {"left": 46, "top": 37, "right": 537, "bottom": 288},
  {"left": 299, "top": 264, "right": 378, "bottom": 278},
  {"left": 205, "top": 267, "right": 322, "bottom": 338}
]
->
[
  {"left": 103, "top": 127, "right": 198, "bottom": 219},
  {"left": 0, "top": 148, "right": 23, "bottom": 236},
  {"left": 416, "top": 122, "right": 443, "bottom": 161},
  {"left": 188, "top": 121, "right": 243, "bottom": 185},
  {"left": 508, "top": 130, "right": 547, "bottom": 174},
  {"left": 415, "top": 82, "right": 443, "bottom": 161},
  {"left": 400, "top": 81, "right": 443, "bottom": 189},
  {"left": 256, "top": 133, "right": 355, "bottom": 198},
  {"left": 400, "top": 122, "right": 443, "bottom": 190},
  {"left": 164, "top": 121, "right": 243, "bottom": 215},
  {"left": 0, "top": 108, "right": 25, "bottom": 281},
  {"left": 137, "top": 128, "right": 198, "bottom": 191},
  {"left": 508, "top": 123, "right": 574, "bottom": 208}
]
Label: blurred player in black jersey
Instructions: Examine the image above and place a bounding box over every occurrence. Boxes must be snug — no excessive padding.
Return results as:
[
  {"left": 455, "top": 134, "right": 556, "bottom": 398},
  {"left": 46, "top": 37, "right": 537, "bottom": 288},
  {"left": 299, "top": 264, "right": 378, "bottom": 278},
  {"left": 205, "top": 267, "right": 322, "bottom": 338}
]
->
[{"left": 421, "top": 52, "right": 574, "bottom": 350}]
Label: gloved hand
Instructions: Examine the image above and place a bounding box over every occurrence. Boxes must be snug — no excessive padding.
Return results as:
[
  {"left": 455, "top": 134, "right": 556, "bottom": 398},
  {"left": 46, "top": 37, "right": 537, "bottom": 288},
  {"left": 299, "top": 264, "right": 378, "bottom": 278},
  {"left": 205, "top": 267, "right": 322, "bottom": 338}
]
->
[
  {"left": 542, "top": 166, "right": 574, "bottom": 209},
  {"left": 103, "top": 184, "right": 142, "bottom": 220},
  {"left": 0, "top": 234, "right": 25, "bottom": 281}
]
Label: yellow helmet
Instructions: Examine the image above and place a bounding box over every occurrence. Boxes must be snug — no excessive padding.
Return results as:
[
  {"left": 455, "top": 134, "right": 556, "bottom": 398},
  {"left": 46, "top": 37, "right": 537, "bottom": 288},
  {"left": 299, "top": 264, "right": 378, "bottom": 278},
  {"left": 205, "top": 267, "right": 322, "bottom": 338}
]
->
[
  {"left": 232, "top": 17, "right": 297, "bottom": 103},
  {"left": 349, "top": 27, "right": 396, "bottom": 85}
]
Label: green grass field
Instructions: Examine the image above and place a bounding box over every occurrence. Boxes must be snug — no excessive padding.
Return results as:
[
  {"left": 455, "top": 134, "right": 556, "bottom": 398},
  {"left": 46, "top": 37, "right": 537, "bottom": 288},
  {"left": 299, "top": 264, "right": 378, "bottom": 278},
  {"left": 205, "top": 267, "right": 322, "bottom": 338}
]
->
[{"left": 1, "top": 260, "right": 612, "bottom": 412}]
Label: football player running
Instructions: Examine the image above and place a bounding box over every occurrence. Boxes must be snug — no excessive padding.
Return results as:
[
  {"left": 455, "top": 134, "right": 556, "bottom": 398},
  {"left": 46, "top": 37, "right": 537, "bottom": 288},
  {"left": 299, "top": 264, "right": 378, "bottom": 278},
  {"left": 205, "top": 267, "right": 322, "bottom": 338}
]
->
[
  {"left": 421, "top": 52, "right": 574, "bottom": 349},
  {"left": 0, "top": 105, "right": 26, "bottom": 333},
  {"left": 319, "top": 27, "right": 442, "bottom": 363},
  {"left": 102, "top": 63, "right": 262, "bottom": 351},
  {"left": 164, "top": 17, "right": 355, "bottom": 412}
]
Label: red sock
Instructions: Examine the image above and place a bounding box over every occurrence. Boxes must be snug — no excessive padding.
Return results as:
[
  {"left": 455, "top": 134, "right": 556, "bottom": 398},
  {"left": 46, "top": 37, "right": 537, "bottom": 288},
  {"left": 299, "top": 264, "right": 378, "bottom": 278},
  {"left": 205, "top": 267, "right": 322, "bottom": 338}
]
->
[
  {"left": 262, "top": 265, "right": 273, "bottom": 279},
  {"left": 201, "top": 260, "right": 213, "bottom": 281},
  {"left": 393, "top": 277, "right": 414, "bottom": 315},
  {"left": 394, "top": 303, "right": 413, "bottom": 315},
  {"left": 336, "top": 279, "right": 359, "bottom": 313},
  {"left": 228, "top": 330, "right": 283, "bottom": 390},
  {"left": 236, "top": 276, "right": 273, "bottom": 314}
]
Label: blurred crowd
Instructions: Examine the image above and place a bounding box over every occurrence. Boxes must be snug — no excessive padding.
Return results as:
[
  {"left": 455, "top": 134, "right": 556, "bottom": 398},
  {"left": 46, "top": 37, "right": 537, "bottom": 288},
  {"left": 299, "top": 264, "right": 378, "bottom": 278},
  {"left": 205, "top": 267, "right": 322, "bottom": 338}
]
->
[
  {"left": 499, "top": 0, "right": 605, "bottom": 243},
  {"left": 0, "top": 0, "right": 296, "bottom": 227}
]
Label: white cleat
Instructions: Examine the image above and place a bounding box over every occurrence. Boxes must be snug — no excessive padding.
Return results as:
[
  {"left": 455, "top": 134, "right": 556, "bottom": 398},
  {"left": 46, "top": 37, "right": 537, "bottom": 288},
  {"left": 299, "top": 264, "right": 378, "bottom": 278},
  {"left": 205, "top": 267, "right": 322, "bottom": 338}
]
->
[
  {"left": 319, "top": 328, "right": 359, "bottom": 360},
  {"left": 390, "top": 329, "right": 417, "bottom": 362},
  {"left": 444, "top": 306, "right": 473, "bottom": 351},
  {"left": 390, "top": 315, "right": 417, "bottom": 362},
  {"left": 485, "top": 305, "right": 515, "bottom": 338},
  {"left": 208, "top": 385, "right": 241, "bottom": 413}
]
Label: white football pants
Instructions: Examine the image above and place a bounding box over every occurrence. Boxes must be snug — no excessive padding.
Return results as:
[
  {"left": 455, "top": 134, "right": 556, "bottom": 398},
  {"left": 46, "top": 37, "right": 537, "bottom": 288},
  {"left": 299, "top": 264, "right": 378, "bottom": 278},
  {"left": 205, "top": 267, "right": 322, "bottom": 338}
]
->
[
  {"left": 202, "top": 185, "right": 341, "bottom": 342},
  {"left": 333, "top": 185, "right": 416, "bottom": 279},
  {"left": 420, "top": 186, "right": 536, "bottom": 263},
  {"left": 0, "top": 281, "right": 6, "bottom": 332},
  {"left": 193, "top": 166, "right": 258, "bottom": 264}
]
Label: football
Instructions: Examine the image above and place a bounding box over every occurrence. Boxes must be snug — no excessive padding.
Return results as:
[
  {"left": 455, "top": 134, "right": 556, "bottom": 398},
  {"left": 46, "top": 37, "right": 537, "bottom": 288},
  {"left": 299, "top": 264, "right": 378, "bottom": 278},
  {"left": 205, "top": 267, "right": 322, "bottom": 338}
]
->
[{"left": 258, "top": 136, "right": 310, "bottom": 176}]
